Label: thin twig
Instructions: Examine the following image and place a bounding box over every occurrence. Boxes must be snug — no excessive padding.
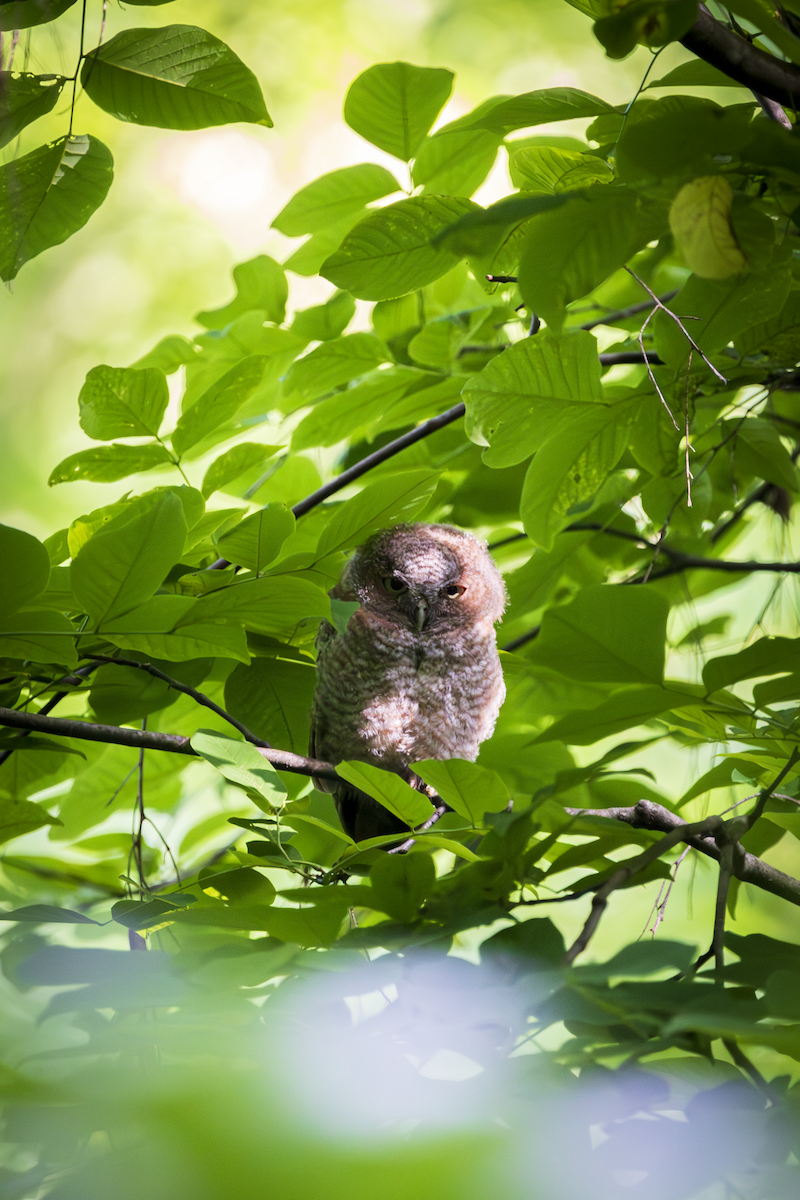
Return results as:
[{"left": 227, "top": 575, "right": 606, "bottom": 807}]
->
[
  {"left": 579, "top": 291, "right": 679, "bottom": 332},
  {"left": 625, "top": 266, "right": 727, "bottom": 383},
  {"left": 387, "top": 804, "right": 448, "bottom": 855},
  {"left": 84, "top": 655, "right": 271, "bottom": 748}
]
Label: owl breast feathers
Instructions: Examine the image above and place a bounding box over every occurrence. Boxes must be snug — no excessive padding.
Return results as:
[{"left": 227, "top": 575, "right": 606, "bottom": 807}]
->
[{"left": 310, "top": 522, "right": 507, "bottom": 841}]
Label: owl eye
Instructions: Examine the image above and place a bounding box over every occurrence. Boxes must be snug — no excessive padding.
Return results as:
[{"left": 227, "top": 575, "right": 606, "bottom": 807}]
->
[
  {"left": 443, "top": 584, "right": 466, "bottom": 598},
  {"left": 383, "top": 575, "right": 408, "bottom": 594}
]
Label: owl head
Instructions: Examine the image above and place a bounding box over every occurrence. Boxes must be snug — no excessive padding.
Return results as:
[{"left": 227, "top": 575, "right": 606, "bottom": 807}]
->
[{"left": 340, "top": 523, "right": 506, "bottom": 633}]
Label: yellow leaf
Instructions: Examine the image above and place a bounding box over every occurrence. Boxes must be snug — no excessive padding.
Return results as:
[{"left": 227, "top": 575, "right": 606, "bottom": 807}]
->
[{"left": 669, "top": 176, "right": 746, "bottom": 279}]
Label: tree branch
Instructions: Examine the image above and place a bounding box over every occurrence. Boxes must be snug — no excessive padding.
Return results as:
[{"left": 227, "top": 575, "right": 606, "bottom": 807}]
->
[
  {"left": 564, "top": 799, "right": 800, "bottom": 907},
  {"left": 210, "top": 401, "right": 467, "bottom": 569},
  {"left": 681, "top": 4, "right": 800, "bottom": 108},
  {"left": 563, "top": 814, "right": 724, "bottom": 965},
  {"left": 0, "top": 706, "right": 339, "bottom": 783},
  {"left": 84, "top": 655, "right": 272, "bottom": 749}
]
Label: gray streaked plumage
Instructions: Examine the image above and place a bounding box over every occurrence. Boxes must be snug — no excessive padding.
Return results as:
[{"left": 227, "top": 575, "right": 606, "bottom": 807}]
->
[{"left": 310, "top": 522, "right": 506, "bottom": 841}]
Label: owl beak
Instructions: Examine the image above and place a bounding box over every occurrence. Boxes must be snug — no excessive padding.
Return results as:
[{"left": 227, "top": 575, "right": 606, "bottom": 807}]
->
[{"left": 415, "top": 598, "right": 428, "bottom": 632}]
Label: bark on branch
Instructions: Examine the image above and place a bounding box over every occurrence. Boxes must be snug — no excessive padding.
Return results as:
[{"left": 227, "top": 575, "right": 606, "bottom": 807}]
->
[
  {"left": 681, "top": 5, "right": 800, "bottom": 109},
  {"left": 564, "top": 799, "right": 800, "bottom": 907}
]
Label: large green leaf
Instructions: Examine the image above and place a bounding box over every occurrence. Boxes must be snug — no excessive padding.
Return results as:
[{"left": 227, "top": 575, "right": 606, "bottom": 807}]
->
[
  {"left": 0, "top": 610, "right": 77, "bottom": 667},
  {"left": 282, "top": 333, "right": 389, "bottom": 406},
  {"left": 272, "top": 164, "right": 401, "bottom": 236},
  {"left": 521, "top": 403, "right": 633, "bottom": 549},
  {"left": 509, "top": 144, "right": 613, "bottom": 193},
  {"left": 463, "top": 330, "right": 604, "bottom": 467},
  {"left": 78, "top": 365, "right": 168, "bottom": 440},
  {"left": 291, "top": 291, "right": 356, "bottom": 342},
  {"left": 335, "top": 760, "right": 433, "bottom": 827},
  {"left": 703, "top": 637, "right": 800, "bottom": 694},
  {"left": 517, "top": 185, "right": 667, "bottom": 329},
  {"left": 0, "top": 0, "right": 76, "bottom": 30},
  {"left": 0, "top": 134, "right": 113, "bottom": 282},
  {"left": 101, "top": 602, "right": 250, "bottom": 663},
  {"left": 48, "top": 443, "right": 173, "bottom": 486},
  {"left": 171, "top": 357, "right": 267, "bottom": 457},
  {"left": 201, "top": 443, "right": 281, "bottom": 499},
  {"left": 369, "top": 853, "right": 436, "bottom": 923},
  {"left": 466, "top": 87, "right": 615, "bottom": 135},
  {"left": 344, "top": 61, "right": 453, "bottom": 160},
  {"left": 412, "top": 129, "right": 500, "bottom": 197},
  {"left": 529, "top": 585, "right": 670, "bottom": 684},
  {"left": 70, "top": 490, "right": 187, "bottom": 627},
  {"left": 195, "top": 255, "right": 287, "bottom": 328},
  {"left": 224, "top": 656, "right": 316, "bottom": 755},
  {"left": 81, "top": 25, "right": 272, "bottom": 130},
  {"left": 291, "top": 367, "right": 423, "bottom": 451},
  {"left": 179, "top": 576, "right": 330, "bottom": 639},
  {"left": 216, "top": 505, "right": 296, "bottom": 573},
  {"left": 655, "top": 261, "right": 792, "bottom": 368},
  {"left": 321, "top": 196, "right": 476, "bottom": 301},
  {"left": 412, "top": 759, "right": 510, "bottom": 825},
  {"left": 315, "top": 470, "right": 440, "bottom": 558},
  {"left": 534, "top": 685, "right": 694, "bottom": 744},
  {"left": 0, "top": 72, "right": 66, "bottom": 149},
  {"left": 734, "top": 418, "right": 799, "bottom": 491},
  {"left": 0, "top": 524, "right": 50, "bottom": 618},
  {"left": 191, "top": 730, "right": 287, "bottom": 812}
]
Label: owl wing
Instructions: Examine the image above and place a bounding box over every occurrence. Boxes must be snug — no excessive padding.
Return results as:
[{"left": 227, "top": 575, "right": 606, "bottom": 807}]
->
[{"left": 309, "top": 619, "right": 337, "bottom": 794}]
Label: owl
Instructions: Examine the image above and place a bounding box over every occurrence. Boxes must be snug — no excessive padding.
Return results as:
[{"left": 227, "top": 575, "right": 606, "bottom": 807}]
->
[{"left": 310, "top": 522, "right": 507, "bottom": 841}]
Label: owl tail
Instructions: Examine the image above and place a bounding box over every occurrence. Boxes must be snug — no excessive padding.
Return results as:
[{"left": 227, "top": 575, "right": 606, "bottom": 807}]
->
[{"left": 334, "top": 783, "right": 410, "bottom": 843}]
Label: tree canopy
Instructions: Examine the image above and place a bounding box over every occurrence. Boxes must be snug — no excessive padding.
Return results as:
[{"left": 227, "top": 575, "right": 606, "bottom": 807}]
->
[{"left": 1, "top": 1, "right": 800, "bottom": 1197}]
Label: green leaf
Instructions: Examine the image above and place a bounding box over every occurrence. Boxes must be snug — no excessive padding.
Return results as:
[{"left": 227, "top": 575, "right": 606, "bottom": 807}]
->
[
  {"left": 412, "top": 128, "right": 500, "bottom": 197},
  {"left": 180, "top": 576, "right": 330, "bottom": 639},
  {"left": 78, "top": 365, "right": 168, "bottom": 440},
  {"left": 102, "top": 612, "right": 250, "bottom": 664},
  {"left": 529, "top": 584, "right": 670, "bottom": 684},
  {"left": 466, "top": 87, "right": 615, "bottom": 136},
  {"left": 703, "top": 636, "right": 800, "bottom": 694},
  {"left": 335, "top": 760, "right": 433, "bottom": 827},
  {"left": 734, "top": 418, "right": 798, "bottom": 491},
  {"left": 521, "top": 403, "right": 632, "bottom": 549},
  {"left": 131, "top": 333, "right": 198, "bottom": 373},
  {"left": 216, "top": 505, "right": 296, "bottom": 573},
  {"left": 321, "top": 196, "right": 477, "bottom": 301},
  {"left": 0, "top": 903, "right": 97, "bottom": 924},
  {"left": 282, "top": 332, "right": 389, "bottom": 406},
  {"left": 81, "top": 25, "right": 272, "bottom": 130},
  {"left": 517, "top": 185, "right": 667, "bottom": 330},
  {"left": 171, "top": 356, "right": 267, "bottom": 457},
  {"left": 509, "top": 144, "right": 613, "bottom": 193},
  {"left": 48, "top": 443, "right": 173, "bottom": 486},
  {"left": 291, "top": 291, "right": 356, "bottom": 343},
  {"left": 344, "top": 61, "right": 453, "bottom": 160},
  {"left": 0, "top": 134, "right": 113, "bottom": 283},
  {"left": 201, "top": 443, "right": 281, "bottom": 499},
  {"left": 0, "top": 524, "right": 50, "bottom": 618},
  {"left": 433, "top": 192, "right": 566, "bottom": 257},
  {"left": 70, "top": 490, "right": 187, "bottom": 627},
  {"left": 0, "top": 610, "right": 78, "bottom": 667},
  {"left": 370, "top": 853, "right": 435, "bottom": 922},
  {"left": 315, "top": 470, "right": 440, "bottom": 558},
  {"left": 594, "top": 0, "right": 698, "bottom": 59},
  {"left": 616, "top": 98, "right": 753, "bottom": 185},
  {"left": 412, "top": 759, "right": 510, "bottom": 825},
  {"left": 647, "top": 61, "right": 746, "bottom": 89},
  {"left": 224, "top": 656, "right": 316, "bottom": 755},
  {"left": 0, "top": 72, "right": 66, "bottom": 150},
  {"left": 656, "top": 261, "right": 792, "bottom": 368},
  {"left": 573, "top": 939, "right": 695, "bottom": 981},
  {"left": 272, "top": 164, "right": 400, "bottom": 236},
  {"left": 463, "top": 329, "right": 604, "bottom": 467},
  {"left": 191, "top": 730, "right": 287, "bottom": 811},
  {"left": 0, "top": 1, "right": 77, "bottom": 31},
  {"left": 291, "top": 366, "right": 422, "bottom": 452},
  {"left": 196, "top": 255, "right": 287, "bottom": 328}
]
